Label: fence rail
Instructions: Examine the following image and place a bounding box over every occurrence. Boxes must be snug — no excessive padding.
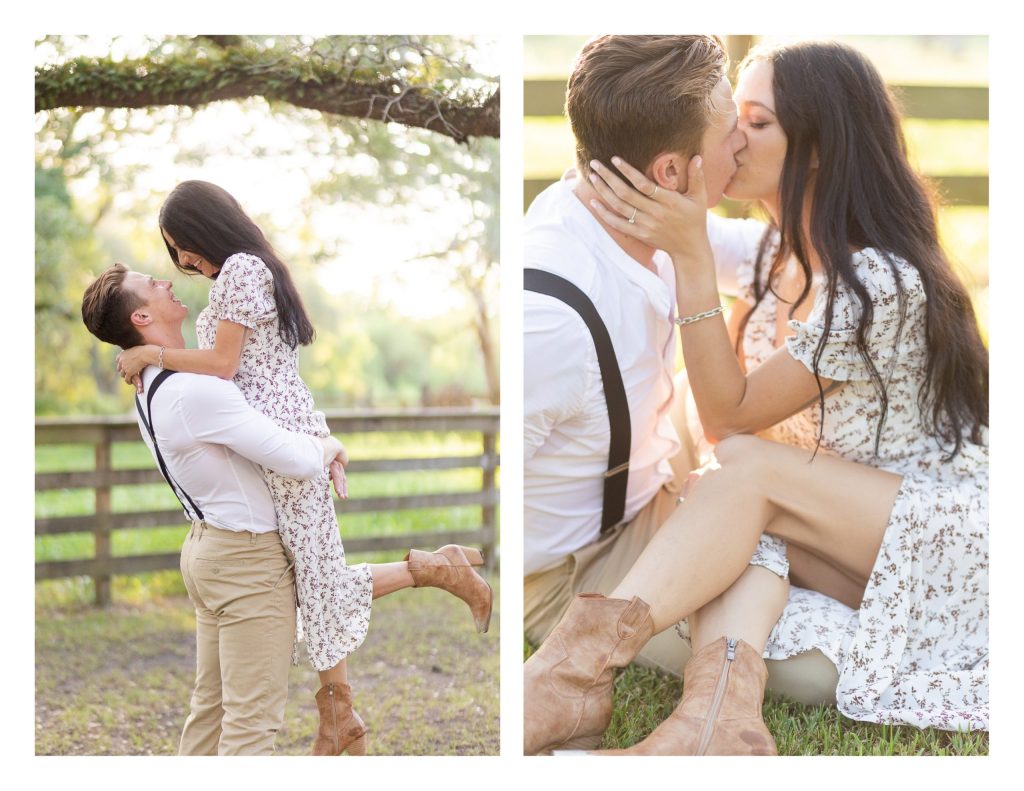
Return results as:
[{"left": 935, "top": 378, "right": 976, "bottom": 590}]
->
[
  {"left": 36, "top": 407, "right": 500, "bottom": 605},
  {"left": 524, "top": 76, "right": 989, "bottom": 211}
]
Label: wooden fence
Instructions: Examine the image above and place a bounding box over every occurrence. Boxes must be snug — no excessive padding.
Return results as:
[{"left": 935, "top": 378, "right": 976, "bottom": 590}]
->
[
  {"left": 36, "top": 408, "right": 500, "bottom": 605},
  {"left": 524, "top": 36, "right": 988, "bottom": 211}
]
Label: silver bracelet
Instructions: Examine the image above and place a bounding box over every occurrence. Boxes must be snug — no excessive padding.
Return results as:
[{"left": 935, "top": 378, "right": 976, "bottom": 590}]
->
[
  {"left": 674, "top": 305, "right": 725, "bottom": 326},
  {"left": 157, "top": 346, "right": 166, "bottom": 370}
]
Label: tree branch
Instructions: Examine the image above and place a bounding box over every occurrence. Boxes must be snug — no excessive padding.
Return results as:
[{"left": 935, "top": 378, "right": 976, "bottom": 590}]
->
[{"left": 35, "top": 54, "right": 499, "bottom": 142}]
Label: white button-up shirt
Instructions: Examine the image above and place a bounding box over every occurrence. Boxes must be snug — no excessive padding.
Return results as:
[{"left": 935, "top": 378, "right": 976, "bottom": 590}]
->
[
  {"left": 136, "top": 365, "right": 325, "bottom": 533},
  {"left": 524, "top": 179, "right": 683, "bottom": 575}
]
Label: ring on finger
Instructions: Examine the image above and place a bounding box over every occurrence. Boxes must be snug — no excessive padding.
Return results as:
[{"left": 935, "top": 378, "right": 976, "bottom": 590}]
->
[
  {"left": 628, "top": 206, "right": 638, "bottom": 224},
  {"left": 645, "top": 185, "right": 659, "bottom": 198}
]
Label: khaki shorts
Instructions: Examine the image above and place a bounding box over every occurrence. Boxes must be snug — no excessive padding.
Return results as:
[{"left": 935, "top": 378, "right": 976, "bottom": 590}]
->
[{"left": 525, "top": 479, "right": 839, "bottom": 707}]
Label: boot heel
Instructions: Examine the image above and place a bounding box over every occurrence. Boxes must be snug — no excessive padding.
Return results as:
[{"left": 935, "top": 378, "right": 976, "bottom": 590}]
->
[
  {"left": 344, "top": 733, "right": 368, "bottom": 756},
  {"left": 460, "top": 546, "right": 485, "bottom": 566}
]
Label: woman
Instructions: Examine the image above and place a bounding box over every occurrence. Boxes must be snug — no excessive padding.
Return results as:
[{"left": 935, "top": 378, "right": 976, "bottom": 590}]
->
[
  {"left": 117, "top": 181, "right": 493, "bottom": 755},
  {"left": 525, "top": 40, "right": 987, "bottom": 754}
]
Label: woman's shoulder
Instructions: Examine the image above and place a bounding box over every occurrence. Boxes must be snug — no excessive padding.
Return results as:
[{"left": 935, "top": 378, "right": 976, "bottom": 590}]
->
[
  {"left": 220, "top": 252, "right": 272, "bottom": 279},
  {"left": 850, "top": 248, "right": 923, "bottom": 294},
  {"left": 209, "top": 252, "right": 276, "bottom": 320}
]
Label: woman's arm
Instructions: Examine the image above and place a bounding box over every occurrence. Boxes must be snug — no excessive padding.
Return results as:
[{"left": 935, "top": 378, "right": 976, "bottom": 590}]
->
[
  {"left": 588, "top": 156, "right": 836, "bottom": 443},
  {"left": 117, "top": 319, "right": 247, "bottom": 387}
]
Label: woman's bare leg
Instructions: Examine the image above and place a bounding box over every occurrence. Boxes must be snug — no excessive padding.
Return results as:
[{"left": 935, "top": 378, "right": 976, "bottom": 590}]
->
[
  {"left": 368, "top": 562, "right": 415, "bottom": 599},
  {"left": 610, "top": 434, "right": 901, "bottom": 633},
  {"left": 687, "top": 565, "right": 788, "bottom": 654}
]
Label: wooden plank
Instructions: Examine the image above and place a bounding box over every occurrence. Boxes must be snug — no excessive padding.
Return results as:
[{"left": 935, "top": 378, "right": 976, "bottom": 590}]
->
[
  {"left": 93, "top": 437, "right": 112, "bottom": 606},
  {"left": 523, "top": 78, "right": 566, "bottom": 117},
  {"left": 36, "top": 552, "right": 183, "bottom": 580},
  {"left": 896, "top": 85, "right": 987, "bottom": 121},
  {"left": 336, "top": 490, "right": 499, "bottom": 515},
  {"left": 525, "top": 79, "right": 988, "bottom": 121},
  {"left": 36, "top": 510, "right": 188, "bottom": 535},
  {"left": 324, "top": 414, "right": 499, "bottom": 433},
  {"left": 933, "top": 175, "right": 988, "bottom": 206},
  {"left": 35, "top": 528, "right": 492, "bottom": 580},
  {"left": 37, "top": 490, "right": 501, "bottom": 535},
  {"left": 35, "top": 454, "right": 501, "bottom": 490},
  {"left": 481, "top": 432, "right": 497, "bottom": 572},
  {"left": 36, "top": 468, "right": 166, "bottom": 490},
  {"left": 37, "top": 408, "right": 500, "bottom": 445},
  {"left": 341, "top": 528, "right": 490, "bottom": 554},
  {"left": 347, "top": 454, "right": 500, "bottom": 473},
  {"left": 528, "top": 175, "right": 988, "bottom": 213}
]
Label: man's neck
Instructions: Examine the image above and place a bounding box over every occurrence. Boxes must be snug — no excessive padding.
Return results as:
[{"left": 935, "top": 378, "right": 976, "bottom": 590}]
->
[
  {"left": 141, "top": 326, "right": 186, "bottom": 351},
  {"left": 572, "top": 176, "right": 659, "bottom": 273}
]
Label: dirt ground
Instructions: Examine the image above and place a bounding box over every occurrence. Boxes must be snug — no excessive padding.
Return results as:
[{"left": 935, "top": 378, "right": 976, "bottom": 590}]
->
[{"left": 35, "top": 574, "right": 499, "bottom": 755}]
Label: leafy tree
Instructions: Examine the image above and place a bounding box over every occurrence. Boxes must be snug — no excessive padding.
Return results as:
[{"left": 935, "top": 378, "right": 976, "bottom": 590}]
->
[{"left": 35, "top": 35, "right": 499, "bottom": 415}]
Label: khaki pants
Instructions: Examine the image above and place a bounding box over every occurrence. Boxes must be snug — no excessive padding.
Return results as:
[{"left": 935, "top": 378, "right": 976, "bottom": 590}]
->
[
  {"left": 177, "top": 521, "right": 296, "bottom": 755},
  {"left": 525, "top": 385, "right": 839, "bottom": 706}
]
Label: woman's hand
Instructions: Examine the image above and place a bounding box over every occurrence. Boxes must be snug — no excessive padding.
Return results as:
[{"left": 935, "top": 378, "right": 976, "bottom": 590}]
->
[
  {"left": 587, "top": 155, "right": 713, "bottom": 272},
  {"left": 329, "top": 459, "right": 348, "bottom": 500},
  {"left": 320, "top": 436, "right": 350, "bottom": 500},
  {"left": 116, "top": 345, "right": 159, "bottom": 394}
]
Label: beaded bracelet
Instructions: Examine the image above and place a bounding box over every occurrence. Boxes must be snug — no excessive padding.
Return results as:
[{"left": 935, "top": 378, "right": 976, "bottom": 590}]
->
[
  {"left": 674, "top": 305, "right": 725, "bottom": 327},
  {"left": 157, "top": 346, "right": 166, "bottom": 370}
]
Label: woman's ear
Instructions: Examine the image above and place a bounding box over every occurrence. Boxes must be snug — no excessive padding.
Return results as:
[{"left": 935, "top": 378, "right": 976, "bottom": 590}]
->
[{"left": 650, "top": 152, "right": 688, "bottom": 192}]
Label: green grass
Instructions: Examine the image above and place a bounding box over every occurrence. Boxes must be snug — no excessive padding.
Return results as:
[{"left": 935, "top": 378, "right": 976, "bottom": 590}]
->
[
  {"left": 523, "top": 639, "right": 987, "bottom": 756},
  {"left": 36, "top": 576, "right": 499, "bottom": 755}
]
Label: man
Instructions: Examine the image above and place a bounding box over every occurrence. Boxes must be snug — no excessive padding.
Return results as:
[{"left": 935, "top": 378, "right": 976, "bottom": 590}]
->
[
  {"left": 524, "top": 34, "right": 747, "bottom": 671},
  {"left": 81, "top": 264, "right": 346, "bottom": 755},
  {"left": 523, "top": 35, "right": 834, "bottom": 755}
]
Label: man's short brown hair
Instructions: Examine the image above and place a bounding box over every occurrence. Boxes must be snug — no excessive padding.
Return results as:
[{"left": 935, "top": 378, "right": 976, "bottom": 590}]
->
[
  {"left": 566, "top": 35, "right": 727, "bottom": 178},
  {"left": 81, "top": 263, "right": 145, "bottom": 349}
]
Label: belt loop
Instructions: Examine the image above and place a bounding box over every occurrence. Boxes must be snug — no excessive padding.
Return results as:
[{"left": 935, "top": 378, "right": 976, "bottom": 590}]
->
[{"left": 250, "top": 531, "right": 257, "bottom": 545}]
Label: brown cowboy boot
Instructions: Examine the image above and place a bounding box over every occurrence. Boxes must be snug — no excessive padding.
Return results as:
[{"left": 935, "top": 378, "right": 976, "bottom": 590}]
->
[
  {"left": 524, "top": 593, "right": 654, "bottom": 755},
  {"left": 406, "top": 545, "right": 493, "bottom": 633},
  {"left": 586, "top": 637, "right": 776, "bottom": 755},
  {"left": 311, "top": 682, "right": 368, "bottom": 756}
]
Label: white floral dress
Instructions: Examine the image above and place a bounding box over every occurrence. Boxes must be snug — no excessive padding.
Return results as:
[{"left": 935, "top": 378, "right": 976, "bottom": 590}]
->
[
  {"left": 687, "top": 237, "right": 988, "bottom": 731},
  {"left": 196, "top": 253, "right": 373, "bottom": 671}
]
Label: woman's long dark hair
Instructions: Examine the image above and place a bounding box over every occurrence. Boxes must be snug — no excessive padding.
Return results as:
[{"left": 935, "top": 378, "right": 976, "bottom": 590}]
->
[
  {"left": 738, "top": 41, "right": 987, "bottom": 458},
  {"left": 159, "top": 180, "right": 315, "bottom": 348}
]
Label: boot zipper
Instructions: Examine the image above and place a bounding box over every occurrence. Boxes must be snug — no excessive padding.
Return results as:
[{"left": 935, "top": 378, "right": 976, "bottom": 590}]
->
[
  {"left": 696, "top": 638, "right": 736, "bottom": 755},
  {"left": 329, "top": 684, "right": 339, "bottom": 753}
]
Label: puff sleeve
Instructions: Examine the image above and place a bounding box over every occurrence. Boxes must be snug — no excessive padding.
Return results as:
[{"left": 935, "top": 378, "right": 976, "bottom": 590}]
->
[
  {"left": 785, "top": 251, "right": 925, "bottom": 382},
  {"left": 207, "top": 253, "right": 277, "bottom": 329}
]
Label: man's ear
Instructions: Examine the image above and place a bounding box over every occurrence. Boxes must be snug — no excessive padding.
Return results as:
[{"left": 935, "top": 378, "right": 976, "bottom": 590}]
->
[
  {"left": 650, "top": 152, "right": 689, "bottom": 192},
  {"left": 130, "top": 308, "right": 152, "bottom": 329}
]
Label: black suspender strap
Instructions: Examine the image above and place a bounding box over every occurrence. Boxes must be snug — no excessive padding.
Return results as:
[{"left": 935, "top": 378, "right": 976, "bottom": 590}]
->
[
  {"left": 134, "top": 370, "right": 205, "bottom": 522},
  {"left": 525, "top": 268, "right": 631, "bottom": 533}
]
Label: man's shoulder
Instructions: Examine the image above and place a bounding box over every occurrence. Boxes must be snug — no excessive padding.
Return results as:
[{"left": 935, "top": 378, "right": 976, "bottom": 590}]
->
[{"left": 146, "top": 370, "right": 243, "bottom": 406}]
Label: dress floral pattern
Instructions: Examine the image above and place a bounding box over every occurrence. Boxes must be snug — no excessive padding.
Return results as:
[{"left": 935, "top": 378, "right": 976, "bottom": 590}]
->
[
  {"left": 196, "top": 253, "right": 373, "bottom": 671},
  {"left": 717, "top": 240, "right": 988, "bottom": 731}
]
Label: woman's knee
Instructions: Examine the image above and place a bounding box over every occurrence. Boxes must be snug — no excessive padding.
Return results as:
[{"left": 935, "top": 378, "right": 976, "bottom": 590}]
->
[{"left": 714, "top": 434, "right": 766, "bottom": 466}]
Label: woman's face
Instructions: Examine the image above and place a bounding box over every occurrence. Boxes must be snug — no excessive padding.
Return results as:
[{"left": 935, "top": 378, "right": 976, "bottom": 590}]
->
[
  {"left": 725, "top": 60, "right": 788, "bottom": 205},
  {"left": 162, "top": 229, "right": 220, "bottom": 279}
]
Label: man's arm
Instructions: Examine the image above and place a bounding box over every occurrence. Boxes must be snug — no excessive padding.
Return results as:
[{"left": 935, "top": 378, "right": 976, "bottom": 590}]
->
[
  {"left": 524, "top": 295, "right": 591, "bottom": 460},
  {"left": 175, "top": 376, "right": 329, "bottom": 479}
]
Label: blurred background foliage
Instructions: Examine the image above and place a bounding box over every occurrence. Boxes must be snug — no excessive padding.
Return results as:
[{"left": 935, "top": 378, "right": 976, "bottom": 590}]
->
[
  {"left": 36, "top": 35, "right": 499, "bottom": 416},
  {"left": 524, "top": 35, "right": 988, "bottom": 343}
]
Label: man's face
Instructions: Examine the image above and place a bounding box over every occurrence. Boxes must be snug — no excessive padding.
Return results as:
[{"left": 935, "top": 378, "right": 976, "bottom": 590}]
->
[
  {"left": 696, "top": 77, "right": 747, "bottom": 206},
  {"left": 121, "top": 270, "right": 189, "bottom": 331}
]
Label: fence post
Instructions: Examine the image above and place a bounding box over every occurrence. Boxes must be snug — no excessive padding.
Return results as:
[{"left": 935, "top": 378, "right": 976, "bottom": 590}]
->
[
  {"left": 94, "top": 428, "right": 112, "bottom": 606},
  {"left": 481, "top": 427, "right": 497, "bottom": 573}
]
